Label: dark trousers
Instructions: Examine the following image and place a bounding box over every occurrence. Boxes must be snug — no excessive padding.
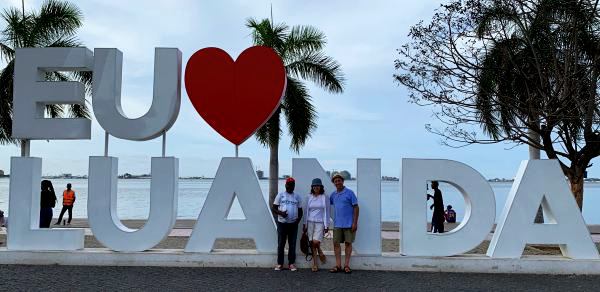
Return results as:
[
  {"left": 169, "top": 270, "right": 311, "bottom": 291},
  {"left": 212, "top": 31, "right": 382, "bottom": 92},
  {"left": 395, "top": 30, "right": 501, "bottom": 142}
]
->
[
  {"left": 432, "top": 212, "right": 445, "bottom": 233},
  {"left": 277, "top": 222, "right": 299, "bottom": 265},
  {"left": 39, "top": 207, "right": 53, "bottom": 228},
  {"left": 56, "top": 205, "right": 73, "bottom": 224}
]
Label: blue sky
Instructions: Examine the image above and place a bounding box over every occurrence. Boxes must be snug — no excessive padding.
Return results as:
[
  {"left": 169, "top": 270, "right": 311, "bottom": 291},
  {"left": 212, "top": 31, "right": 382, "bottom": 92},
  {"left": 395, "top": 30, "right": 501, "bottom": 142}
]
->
[{"left": 0, "top": 0, "right": 573, "bottom": 179}]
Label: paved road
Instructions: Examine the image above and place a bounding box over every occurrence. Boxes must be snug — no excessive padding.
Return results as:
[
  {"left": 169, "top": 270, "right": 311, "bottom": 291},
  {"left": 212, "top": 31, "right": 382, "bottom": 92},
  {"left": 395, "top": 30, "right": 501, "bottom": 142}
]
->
[{"left": 0, "top": 265, "right": 598, "bottom": 291}]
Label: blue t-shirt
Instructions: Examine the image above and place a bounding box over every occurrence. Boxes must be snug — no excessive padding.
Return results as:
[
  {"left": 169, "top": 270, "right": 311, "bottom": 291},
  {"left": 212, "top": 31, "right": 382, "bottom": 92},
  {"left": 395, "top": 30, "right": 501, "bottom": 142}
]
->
[
  {"left": 329, "top": 187, "right": 358, "bottom": 228},
  {"left": 274, "top": 191, "right": 303, "bottom": 223}
]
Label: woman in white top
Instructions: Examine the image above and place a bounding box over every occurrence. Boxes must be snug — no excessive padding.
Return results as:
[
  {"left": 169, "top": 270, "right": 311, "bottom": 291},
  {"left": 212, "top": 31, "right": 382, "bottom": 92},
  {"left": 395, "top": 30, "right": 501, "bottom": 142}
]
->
[{"left": 303, "top": 178, "right": 330, "bottom": 272}]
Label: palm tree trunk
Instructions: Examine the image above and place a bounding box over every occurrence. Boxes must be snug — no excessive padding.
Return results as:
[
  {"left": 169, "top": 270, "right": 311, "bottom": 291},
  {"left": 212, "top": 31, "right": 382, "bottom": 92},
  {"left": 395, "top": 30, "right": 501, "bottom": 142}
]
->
[
  {"left": 528, "top": 128, "right": 544, "bottom": 223},
  {"left": 20, "top": 140, "right": 30, "bottom": 157},
  {"left": 268, "top": 139, "right": 279, "bottom": 208},
  {"left": 267, "top": 110, "right": 281, "bottom": 211}
]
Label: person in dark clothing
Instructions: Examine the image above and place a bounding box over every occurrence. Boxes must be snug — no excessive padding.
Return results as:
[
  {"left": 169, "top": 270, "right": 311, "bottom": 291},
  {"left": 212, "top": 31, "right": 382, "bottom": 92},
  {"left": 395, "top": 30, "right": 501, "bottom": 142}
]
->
[
  {"left": 427, "top": 181, "right": 445, "bottom": 233},
  {"left": 39, "top": 180, "right": 57, "bottom": 228}
]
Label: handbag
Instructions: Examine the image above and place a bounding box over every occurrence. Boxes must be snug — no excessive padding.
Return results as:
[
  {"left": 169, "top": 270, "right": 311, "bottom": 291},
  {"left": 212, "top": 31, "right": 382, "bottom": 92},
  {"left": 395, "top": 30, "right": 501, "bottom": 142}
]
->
[{"left": 300, "top": 230, "right": 313, "bottom": 261}]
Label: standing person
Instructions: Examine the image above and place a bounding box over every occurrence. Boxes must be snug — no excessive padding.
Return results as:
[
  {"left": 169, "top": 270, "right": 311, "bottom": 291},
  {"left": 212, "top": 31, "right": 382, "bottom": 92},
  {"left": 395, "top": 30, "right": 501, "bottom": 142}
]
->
[
  {"left": 427, "top": 181, "right": 445, "bottom": 233},
  {"left": 303, "top": 178, "right": 330, "bottom": 272},
  {"left": 329, "top": 174, "right": 359, "bottom": 274},
  {"left": 39, "top": 180, "right": 56, "bottom": 228},
  {"left": 272, "top": 177, "right": 303, "bottom": 271},
  {"left": 55, "top": 183, "right": 75, "bottom": 226}
]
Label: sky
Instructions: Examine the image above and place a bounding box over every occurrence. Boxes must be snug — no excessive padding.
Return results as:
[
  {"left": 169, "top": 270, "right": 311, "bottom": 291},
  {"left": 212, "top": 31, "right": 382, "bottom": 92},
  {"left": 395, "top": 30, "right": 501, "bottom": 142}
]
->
[{"left": 0, "top": 0, "right": 573, "bottom": 179}]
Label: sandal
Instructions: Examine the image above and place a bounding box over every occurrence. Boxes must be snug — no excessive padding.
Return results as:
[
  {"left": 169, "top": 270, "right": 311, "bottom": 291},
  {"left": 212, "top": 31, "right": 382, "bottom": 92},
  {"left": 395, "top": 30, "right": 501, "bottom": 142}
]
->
[
  {"left": 329, "top": 266, "right": 342, "bottom": 273},
  {"left": 344, "top": 266, "right": 352, "bottom": 274},
  {"left": 311, "top": 265, "right": 318, "bottom": 272},
  {"left": 319, "top": 253, "right": 327, "bottom": 264}
]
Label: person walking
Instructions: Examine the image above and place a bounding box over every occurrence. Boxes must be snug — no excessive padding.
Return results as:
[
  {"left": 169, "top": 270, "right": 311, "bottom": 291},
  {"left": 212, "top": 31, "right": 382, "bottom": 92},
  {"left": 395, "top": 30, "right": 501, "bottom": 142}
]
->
[
  {"left": 303, "top": 178, "right": 330, "bottom": 272},
  {"left": 39, "top": 180, "right": 56, "bottom": 228},
  {"left": 427, "top": 181, "right": 445, "bottom": 233},
  {"left": 55, "top": 183, "right": 75, "bottom": 226},
  {"left": 272, "top": 177, "right": 303, "bottom": 271},
  {"left": 329, "top": 174, "right": 359, "bottom": 274}
]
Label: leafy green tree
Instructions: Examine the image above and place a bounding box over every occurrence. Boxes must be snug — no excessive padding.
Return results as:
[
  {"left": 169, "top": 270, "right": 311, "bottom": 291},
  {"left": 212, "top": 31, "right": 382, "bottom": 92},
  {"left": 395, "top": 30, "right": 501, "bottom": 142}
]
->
[
  {"left": 247, "top": 18, "right": 344, "bottom": 206},
  {"left": 395, "top": 0, "right": 600, "bottom": 209},
  {"left": 0, "top": 0, "right": 91, "bottom": 147}
]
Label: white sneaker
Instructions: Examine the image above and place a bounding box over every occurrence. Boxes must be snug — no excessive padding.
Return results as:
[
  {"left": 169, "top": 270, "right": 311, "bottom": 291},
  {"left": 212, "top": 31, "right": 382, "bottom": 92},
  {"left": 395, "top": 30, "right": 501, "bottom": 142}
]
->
[
  {"left": 274, "top": 265, "right": 282, "bottom": 271},
  {"left": 289, "top": 264, "right": 297, "bottom": 271}
]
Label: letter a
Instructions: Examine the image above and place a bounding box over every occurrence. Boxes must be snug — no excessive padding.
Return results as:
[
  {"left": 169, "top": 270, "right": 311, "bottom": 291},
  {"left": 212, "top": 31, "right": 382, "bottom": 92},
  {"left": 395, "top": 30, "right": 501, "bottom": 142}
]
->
[
  {"left": 487, "top": 160, "right": 599, "bottom": 259},
  {"left": 185, "top": 157, "right": 276, "bottom": 253}
]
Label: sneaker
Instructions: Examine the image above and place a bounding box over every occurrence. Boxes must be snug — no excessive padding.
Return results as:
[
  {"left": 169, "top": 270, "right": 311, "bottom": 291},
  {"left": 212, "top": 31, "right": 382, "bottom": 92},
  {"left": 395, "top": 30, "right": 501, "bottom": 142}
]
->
[
  {"left": 289, "top": 264, "right": 298, "bottom": 271},
  {"left": 274, "top": 265, "right": 282, "bottom": 271},
  {"left": 53, "top": 222, "right": 60, "bottom": 225}
]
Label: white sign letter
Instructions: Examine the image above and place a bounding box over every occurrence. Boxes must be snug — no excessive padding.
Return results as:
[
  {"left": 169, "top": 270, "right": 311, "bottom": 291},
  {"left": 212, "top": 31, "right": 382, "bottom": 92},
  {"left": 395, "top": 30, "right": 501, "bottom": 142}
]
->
[
  {"left": 92, "top": 48, "right": 181, "bottom": 141},
  {"left": 88, "top": 156, "right": 178, "bottom": 252},
  {"left": 487, "top": 160, "right": 598, "bottom": 259},
  {"left": 185, "top": 157, "right": 276, "bottom": 253},
  {"left": 12, "top": 48, "right": 93, "bottom": 139},
  {"left": 292, "top": 158, "right": 382, "bottom": 255},
  {"left": 401, "top": 159, "right": 495, "bottom": 256},
  {"left": 7, "top": 157, "right": 84, "bottom": 250}
]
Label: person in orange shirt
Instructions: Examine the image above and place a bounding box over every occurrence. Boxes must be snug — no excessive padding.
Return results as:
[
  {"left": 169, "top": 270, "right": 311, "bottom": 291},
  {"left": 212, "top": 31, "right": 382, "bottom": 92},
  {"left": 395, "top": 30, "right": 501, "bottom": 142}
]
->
[{"left": 54, "top": 183, "right": 76, "bottom": 225}]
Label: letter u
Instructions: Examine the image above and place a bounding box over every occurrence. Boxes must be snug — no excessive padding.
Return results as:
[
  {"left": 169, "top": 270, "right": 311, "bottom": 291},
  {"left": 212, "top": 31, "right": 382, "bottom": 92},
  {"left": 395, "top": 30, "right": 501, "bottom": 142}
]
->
[
  {"left": 92, "top": 48, "right": 182, "bottom": 141},
  {"left": 88, "top": 156, "right": 178, "bottom": 251}
]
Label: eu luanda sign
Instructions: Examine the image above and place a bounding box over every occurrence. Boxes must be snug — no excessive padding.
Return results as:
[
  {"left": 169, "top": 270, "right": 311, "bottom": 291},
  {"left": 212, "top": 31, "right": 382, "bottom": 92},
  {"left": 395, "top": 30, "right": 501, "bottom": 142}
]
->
[{"left": 6, "top": 47, "right": 598, "bottom": 260}]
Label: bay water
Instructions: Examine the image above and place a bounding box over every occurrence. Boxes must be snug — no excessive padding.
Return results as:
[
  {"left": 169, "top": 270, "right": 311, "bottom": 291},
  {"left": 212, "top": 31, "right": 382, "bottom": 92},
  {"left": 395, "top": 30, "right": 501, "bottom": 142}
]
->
[{"left": 1, "top": 178, "right": 599, "bottom": 223}]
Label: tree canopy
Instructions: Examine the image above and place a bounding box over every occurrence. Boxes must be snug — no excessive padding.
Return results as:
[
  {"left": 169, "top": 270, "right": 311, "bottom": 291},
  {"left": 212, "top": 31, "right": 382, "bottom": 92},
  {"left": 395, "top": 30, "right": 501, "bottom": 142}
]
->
[{"left": 395, "top": 0, "right": 600, "bottom": 208}]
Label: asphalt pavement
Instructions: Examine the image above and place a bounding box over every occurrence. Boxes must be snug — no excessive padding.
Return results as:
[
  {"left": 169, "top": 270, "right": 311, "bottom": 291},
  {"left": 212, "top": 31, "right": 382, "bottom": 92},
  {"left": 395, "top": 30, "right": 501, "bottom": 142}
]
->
[{"left": 0, "top": 265, "right": 599, "bottom": 291}]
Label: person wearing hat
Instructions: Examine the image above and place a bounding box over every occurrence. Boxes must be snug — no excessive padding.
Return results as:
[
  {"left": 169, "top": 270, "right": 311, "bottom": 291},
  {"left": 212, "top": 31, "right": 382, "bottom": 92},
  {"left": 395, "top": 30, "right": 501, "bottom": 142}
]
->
[
  {"left": 272, "top": 177, "right": 303, "bottom": 271},
  {"left": 329, "top": 173, "right": 359, "bottom": 274},
  {"left": 302, "top": 178, "right": 330, "bottom": 272}
]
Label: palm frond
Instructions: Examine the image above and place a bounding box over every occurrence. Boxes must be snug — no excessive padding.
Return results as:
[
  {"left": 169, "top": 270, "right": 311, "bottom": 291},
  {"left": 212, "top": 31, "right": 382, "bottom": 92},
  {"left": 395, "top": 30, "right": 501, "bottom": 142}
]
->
[
  {"left": 255, "top": 108, "right": 282, "bottom": 147},
  {"left": 282, "top": 77, "right": 317, "bottom": 153},
  {"left": 0, "top": 42, "right": 14, "bottom": 63},
  {"left": 246, "top": 18, "right": 287, "bottom": 54},
  {"left": 475, "top": 4, "right": 519, "bottom": 39},
  {"left": 1, "top": 7, "right": 30, "bottom": 49},
  {"left": 286, "top": 52, "right": 345, "bottom": 93},
  {"left": 31, "top": 0, "right": 83, "bottom": 46},
  {"left": 284, "top": 25, "right": 326, "bottom": 57},
  {"left": 0, "top": 60, "right": 15, "bottom": 144}
]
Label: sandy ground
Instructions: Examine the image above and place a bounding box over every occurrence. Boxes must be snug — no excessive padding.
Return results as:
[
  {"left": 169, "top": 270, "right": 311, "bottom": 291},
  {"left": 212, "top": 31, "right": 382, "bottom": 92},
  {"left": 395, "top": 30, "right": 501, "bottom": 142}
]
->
[{"left": 0, "top": 219, "right": 579, "bottom": 255}]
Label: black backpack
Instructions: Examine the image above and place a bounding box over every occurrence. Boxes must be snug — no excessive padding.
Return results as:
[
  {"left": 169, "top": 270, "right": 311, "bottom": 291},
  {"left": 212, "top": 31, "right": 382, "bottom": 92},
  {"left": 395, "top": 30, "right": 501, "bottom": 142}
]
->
[{"left": 300, "top": 230, "right": 313, "bottom": 261}]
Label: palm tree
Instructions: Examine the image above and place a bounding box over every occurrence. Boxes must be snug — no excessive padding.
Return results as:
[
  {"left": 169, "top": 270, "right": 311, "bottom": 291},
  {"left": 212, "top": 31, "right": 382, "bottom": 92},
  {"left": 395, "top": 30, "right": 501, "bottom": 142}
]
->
[
  {"left": 246, "top": 18, "right": 344, "bottom": 206},
  {"left": 474, "top": 0, "right": 599, "bottom": 209},
  {"left": 0, "top": 0, "right": 91, "bottom": 149}
]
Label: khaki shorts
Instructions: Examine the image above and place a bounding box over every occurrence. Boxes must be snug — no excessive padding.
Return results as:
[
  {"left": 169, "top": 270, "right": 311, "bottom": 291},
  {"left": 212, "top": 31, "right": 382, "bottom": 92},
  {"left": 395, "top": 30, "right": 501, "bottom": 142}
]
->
[{"left": 333, "top": 228, "right": 355, "bottom": 244}]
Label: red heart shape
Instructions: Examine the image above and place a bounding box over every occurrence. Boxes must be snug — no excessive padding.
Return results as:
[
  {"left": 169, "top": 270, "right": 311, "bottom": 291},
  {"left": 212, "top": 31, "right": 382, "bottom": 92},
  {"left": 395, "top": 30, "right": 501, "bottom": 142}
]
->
[{"left": 184, "top": 46, "right": 286, "bottom": 145}]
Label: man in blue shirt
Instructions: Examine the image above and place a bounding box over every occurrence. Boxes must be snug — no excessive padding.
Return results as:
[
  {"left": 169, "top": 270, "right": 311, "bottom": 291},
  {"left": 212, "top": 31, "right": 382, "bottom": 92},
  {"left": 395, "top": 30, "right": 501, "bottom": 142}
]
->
[{"left": 329, "top": 174, "right": 359, "bottom": 274}]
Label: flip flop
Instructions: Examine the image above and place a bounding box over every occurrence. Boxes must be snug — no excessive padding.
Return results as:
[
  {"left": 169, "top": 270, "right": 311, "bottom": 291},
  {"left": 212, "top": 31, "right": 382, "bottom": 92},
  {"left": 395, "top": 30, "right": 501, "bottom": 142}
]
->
[
  {"left": 344, "top": 266, "right": 352, "bottom": 274},
  {"left": 312, "top": 265, "right": 318, "bottom": 272},
  {"left": 329, "top": 266, "right": 341, "bottom": 273}
]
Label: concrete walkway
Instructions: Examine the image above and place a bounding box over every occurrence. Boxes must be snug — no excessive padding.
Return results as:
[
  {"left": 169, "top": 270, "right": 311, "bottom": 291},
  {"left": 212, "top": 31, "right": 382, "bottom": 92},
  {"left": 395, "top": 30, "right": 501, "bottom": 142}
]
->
[
  {"left": 5, "top": 228, "right": 600, "bottom": 242},
  {"left": 1, "top": 265, "right": 599, "bottom": 291}
]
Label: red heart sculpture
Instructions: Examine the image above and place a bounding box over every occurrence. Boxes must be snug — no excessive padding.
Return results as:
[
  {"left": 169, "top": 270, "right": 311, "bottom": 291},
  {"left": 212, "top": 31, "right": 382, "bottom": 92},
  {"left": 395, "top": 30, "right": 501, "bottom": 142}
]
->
[{"left": 185, "top": 46, "right": 286, "bottom": 145}]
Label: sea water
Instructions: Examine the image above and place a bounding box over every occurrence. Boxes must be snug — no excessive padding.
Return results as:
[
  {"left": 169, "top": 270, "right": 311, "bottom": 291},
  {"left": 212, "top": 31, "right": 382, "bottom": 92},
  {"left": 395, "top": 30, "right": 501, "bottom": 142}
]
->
[{"left": 0, "top": 178, "right": 598, "bottom": 223}]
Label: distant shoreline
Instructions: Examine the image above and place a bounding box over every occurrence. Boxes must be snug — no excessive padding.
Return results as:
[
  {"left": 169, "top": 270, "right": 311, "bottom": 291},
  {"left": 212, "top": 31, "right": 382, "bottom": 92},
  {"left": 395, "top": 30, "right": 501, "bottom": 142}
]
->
[{"left": 2, "top": 176, "right": 600, "bottom": 183}]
